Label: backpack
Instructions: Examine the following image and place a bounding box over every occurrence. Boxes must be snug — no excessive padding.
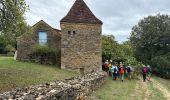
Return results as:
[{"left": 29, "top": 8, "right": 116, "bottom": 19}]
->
[
  {"left": 148, "top": 67, "right": 151, "bottom": 73},
  {"left": 120, "top": 67, "right": 124, "bottom": 74},
  {"left": 143, "top": 67, "right": 147, "bottom": 74},
  {"left": 127, "top": 67, "right": 131, "bottom": 73},
  {"left": 114, "top": 67, "right": 117, "bottom": 73}
]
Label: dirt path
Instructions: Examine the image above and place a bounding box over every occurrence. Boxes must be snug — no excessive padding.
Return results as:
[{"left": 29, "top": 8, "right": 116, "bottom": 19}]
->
[
  {"left": 131, "top": 77, "right": 152, "bottom": 100},
  {"left": 152, "top": 79, "right": 170, "bottom": 100}
]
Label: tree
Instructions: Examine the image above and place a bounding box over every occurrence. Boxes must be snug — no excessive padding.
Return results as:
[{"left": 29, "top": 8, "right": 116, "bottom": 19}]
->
[
  {"left": 102, "top": 35, "right": 121, "bottom": 61},
  {"left": 0, "top": 0, "right": 28, "bottom": 53},
  {"left": 130, "top": 14, "right": 170, "bottom": 78}
]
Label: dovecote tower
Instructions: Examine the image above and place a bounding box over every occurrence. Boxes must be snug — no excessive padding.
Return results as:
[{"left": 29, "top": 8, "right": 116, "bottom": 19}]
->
[{"left": 60, "top": 0, "right": 102, "bottom": 73}]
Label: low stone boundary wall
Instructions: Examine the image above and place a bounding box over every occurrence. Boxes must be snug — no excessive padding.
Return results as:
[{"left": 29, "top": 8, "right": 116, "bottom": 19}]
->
[{"left": 0, "top": 71, "right": 107, "bottom": 100}]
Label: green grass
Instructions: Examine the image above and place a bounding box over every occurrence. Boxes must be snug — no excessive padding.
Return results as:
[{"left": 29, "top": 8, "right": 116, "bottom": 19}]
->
[
  {"left": 88, "top": 76, "right": 169, "bottom": 100},
  {"left": 154, "top": 77, "right": 170, "bottom": 91},
  {"left": 0, "top": 57, "right": 79, "bottom": 93},
  {"left": 147, "top": 81, "right": 167, "bottom": 100},
  {"left": 88, "top": 77, "right": 137, "bottom": 100}
]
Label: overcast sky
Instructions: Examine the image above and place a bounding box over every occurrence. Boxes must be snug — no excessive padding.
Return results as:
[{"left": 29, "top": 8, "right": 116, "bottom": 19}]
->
[{"left": 25, "top": 0, "right": 170, "bottom": 43}]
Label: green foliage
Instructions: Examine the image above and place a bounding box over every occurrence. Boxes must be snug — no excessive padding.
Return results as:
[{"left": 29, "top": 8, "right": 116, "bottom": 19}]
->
[
  {"left": 130, "top": 14, "right": 170, "bottom": 78},
  {"left": 33, "top": 44, "right": 54, "bottom": 55},
  {"left": 0, "top": 0, "right": 29, "bottom": 53},
  {"left": 0, "top": 0, "right": 28, "bottom": 31},
  {"left": 102, "top": 35, "right": 123, "bottom": 61},
  {"left": 102, "top": 35, "right": 142, "bottom": 77},
  {"left": 151, "top": 53, "right": 170, "bottom": 79},
  {"left": 0, "top": 36, "right": 6, "bottom": 53},
  {"left": 32, "top": 44, "right": 60, "bottom": 65},
  {"left": 5, "top": 44, "right": 16, "bottom": 53},
  {"left": 102, "top": 35, "right": 140, "bottom": 65}
]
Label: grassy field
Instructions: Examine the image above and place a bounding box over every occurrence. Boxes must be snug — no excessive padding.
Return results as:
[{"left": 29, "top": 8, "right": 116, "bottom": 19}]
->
[
  {"left": 154, "top": 76, "right": 170, "bottom": 91},
  {"left": 88, "top": 77, "right": 137, "bottom": 100},
  {"left": 88, "top": 76, "right": 169, "bottom": 100},
  {"left": 0, "top": 57, "right": 79, "bottom": 93}
]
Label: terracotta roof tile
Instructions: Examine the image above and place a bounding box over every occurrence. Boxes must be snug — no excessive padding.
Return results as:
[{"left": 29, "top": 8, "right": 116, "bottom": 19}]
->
[{"left": 60, "top": 0, "right": 102, "bottom": 24}]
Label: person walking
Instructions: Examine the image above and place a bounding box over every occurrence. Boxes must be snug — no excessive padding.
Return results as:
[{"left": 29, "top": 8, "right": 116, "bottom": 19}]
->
[
  {"left": 119, "top": 63, "right": 125, "bottom": 82},
  {"left": 111, "top": 63, "right": 118, "bottom": 80},
  {"left": 104, "top": 60, "right": 109, "bottom": 73},
  {"left": 147, "top": 65, "right": 152, "bottom": 81},
  {"left": 126, "top": 64, "right": 133, "bottom": 80},
  {"left": 108, "top": 60, "right": 113, "bottom": 76},
  {"left": 142, "top": 65, "right": 148, "bottom": 82}
]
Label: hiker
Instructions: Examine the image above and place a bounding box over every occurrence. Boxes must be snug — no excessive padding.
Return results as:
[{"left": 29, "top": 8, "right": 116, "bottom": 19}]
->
[
  {"left": 116, "top": 63, "right": 120, "bottom": 77},
  {"left": 142, "top": 65, "right": 148, "bottom": 82},
  {"left": 119, "top": 63, "right": 125, "bottom": 82},
  {"left": 104, "top": 60, "right": 109, "bottom": 70},
  {"left": 104, "top": 60, "right": 109, "bottom": 74},
  {"left": 108, "top": 60, "right": 113, "bottom": 76},
  {"left": 147, "top": 65, "right": 152, "bottom": 81},
  {"left": 126, "top": 64, "right": 133, "bottom": 80},
  {"left": 111, "top": 63, "right": 118, "bottom": 80}
]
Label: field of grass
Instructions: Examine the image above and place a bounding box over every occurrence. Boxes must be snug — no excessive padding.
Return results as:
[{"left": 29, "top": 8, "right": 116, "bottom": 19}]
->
[
  {"left": 154, "top": 76, "right": 170, "bottom": 91},
  {"left": 88, "top": 76, "right": 169, "bottom": 100},
  {"left": 88, "top": 77, "right": 137, "bottom": 100},
  {"left": 147, "top": 81, "right": 167, "bottom": 100},
  {"left": 0, "top": 57, "right": 79, "bottom": 93}
]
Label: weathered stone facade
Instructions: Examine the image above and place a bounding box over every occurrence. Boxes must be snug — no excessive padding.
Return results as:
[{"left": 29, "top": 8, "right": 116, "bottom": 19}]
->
[
  {"left": 17, "top": 0, "right": 102, "bottom": 72},
  {"left": 17, "top": 20, "right": 61, "bottom": 63},
  {"left": 60, "top": 0, "right": 103, "bottom": 73},
  {"left": 0, "top": 71, "right": 107, "bottom": 100},
  {"left": 60, "top": 23, "right": 102, "bottom": 73}
]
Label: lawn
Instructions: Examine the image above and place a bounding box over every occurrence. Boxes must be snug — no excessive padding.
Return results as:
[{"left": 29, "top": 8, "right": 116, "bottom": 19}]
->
[
  {"left": 88, "top": 77, "right": 137, "bottom": 100},
  {"left": 0, "top": 57, "right": 79, "bottom": 93},
  {"left": 88, "top": 76, "right": 168, "bottom": 100},
  {"left": 154, "top": 76, "right": 170, "bottom": 91}
]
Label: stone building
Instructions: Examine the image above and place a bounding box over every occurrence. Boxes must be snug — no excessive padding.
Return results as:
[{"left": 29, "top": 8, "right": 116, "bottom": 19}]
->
[
  {"left": 17, "top": 20, "right": 61, "bottom": 62},
  {"left": 17, "top": 0, "right": 102, "bottom": 73},
  {"left": 60, "top": 0, "right": 103, "bottom": 73}
]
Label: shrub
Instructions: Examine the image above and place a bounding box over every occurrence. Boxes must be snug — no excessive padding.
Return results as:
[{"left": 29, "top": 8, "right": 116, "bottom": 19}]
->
[
  {"left": 5, "top": 45, "right": 16, "bottom": 53},
  {"left": 151, "top": 53, "right": 170, "bottom": 79},
  {"left": 32, "top": 44, "right": 60, "bottom": 65}
]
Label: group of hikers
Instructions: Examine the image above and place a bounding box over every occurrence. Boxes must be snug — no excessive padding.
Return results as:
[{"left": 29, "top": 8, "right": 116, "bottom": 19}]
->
[{"left": 102, "top": 60, "right": 152, "bottom": 82}]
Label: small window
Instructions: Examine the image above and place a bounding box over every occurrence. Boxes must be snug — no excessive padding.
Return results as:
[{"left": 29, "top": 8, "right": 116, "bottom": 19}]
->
[
  {"left": 68, "top": 31, "right": 71, "bottom": 35},
  {"left": 73, "top": 31, "right": 76, "bottom": 35},
  {"left": 39, "top": 31, "right": 47, "bottom": 46}
]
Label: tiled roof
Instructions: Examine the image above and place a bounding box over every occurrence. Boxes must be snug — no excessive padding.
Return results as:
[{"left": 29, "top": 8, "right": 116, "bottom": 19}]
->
[{"left": 60, "top": 0, "right": 102, "bottom": 24}]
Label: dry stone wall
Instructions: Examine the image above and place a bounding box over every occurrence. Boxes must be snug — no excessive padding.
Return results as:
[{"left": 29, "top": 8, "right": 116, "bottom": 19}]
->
[{"left": 0, "top": 71, "right": 107, "bottom": 100}]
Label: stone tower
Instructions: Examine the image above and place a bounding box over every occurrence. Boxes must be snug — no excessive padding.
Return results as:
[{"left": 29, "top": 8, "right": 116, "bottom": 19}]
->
[{"left": 60, "top": 0, "right": 102, "bottom": 73}]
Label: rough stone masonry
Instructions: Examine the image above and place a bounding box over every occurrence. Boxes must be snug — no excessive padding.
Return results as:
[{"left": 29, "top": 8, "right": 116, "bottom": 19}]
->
[
  {"left": 0, "top": 71, "right": 107, "bottom": 100},
  {"left": 60, "top": 0, "right": 103, "bottom": 73}
]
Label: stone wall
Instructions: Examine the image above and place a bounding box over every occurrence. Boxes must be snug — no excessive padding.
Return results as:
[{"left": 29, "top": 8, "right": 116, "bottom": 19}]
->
[
  {"left": 61, "top": 22, "right": 102, "bottom": 73},
  {"left": 0, "top": 71, "right": 107, "bottom": 100},
  {"left": 17, "top": 20, "right": 61, "bottom": 64}
]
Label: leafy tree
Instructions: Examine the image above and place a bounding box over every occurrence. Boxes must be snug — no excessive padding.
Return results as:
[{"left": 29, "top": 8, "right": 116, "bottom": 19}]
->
[
  {"left": 102, "top": 35, "right": 120, "bottom": 61},
  {"left": 0, "top": 0, "right": 28, "bottom": 53},
  {"left": 120, "top": 41, "right": 138, "bottom": 65},
  {"left": 5, "top": 44, "right": 16, "bottom": 53},
  {"left": 130, "top": 14, "right": 170, "bottom": 78}
]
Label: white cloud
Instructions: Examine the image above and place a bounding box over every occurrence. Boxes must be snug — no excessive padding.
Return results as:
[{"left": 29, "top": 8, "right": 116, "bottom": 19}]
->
[{"left": 25, "top": 0, "right": 170, "bottom": 43}]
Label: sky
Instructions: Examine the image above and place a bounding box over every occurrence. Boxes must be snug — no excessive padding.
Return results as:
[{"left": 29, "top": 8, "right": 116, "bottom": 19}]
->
[{"left": 25, "top": 0, "right": 170, "bottom": 43}]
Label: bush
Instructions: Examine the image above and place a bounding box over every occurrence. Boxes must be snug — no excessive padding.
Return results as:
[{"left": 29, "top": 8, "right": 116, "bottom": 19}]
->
[
  {"left": 151, "top": 53, "right": 170, "bottom": 79},
  {"left": 5, "top": 45, "right": 16, "bottom": 53},
  {"left": 32, "top": 44, "right": 60, "bottom": 65}
]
